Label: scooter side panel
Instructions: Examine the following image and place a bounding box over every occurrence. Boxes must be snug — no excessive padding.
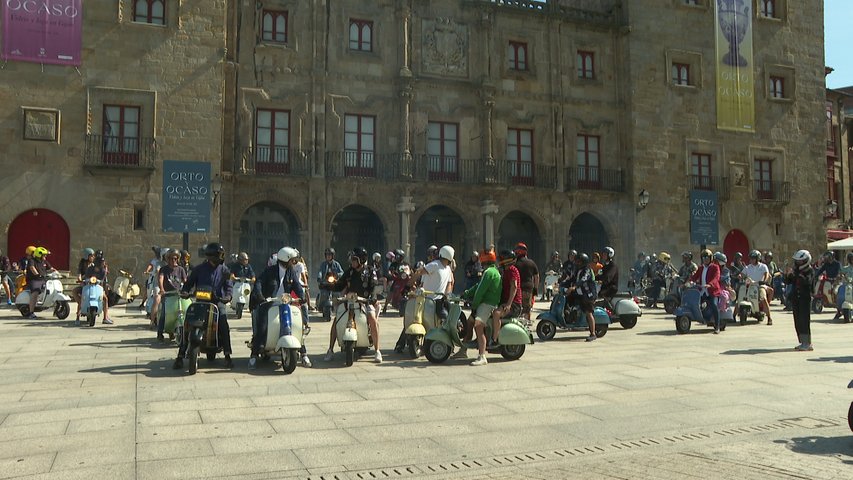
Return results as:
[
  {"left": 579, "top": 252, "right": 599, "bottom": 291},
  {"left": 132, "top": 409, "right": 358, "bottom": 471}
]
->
[
  {"left": 276, "top": 335, "right": 301, "bottom": 350},
  {"left": 536, "top": 311, "right": 559, "bottom": 322},
  {"left": 593, "top": 307, "right": 610, "bottom": 325},
  {"left": 404, "top": 295, "right": 437, "bottom": 331},
  {"left": 424, "top": 328, "right": 452, "bottom": 346},
  {"left": 498, "top": 322, "right": 531, "bottom": 345},
  {"left": 613, "top": 299, "right": 642, "bottom": 316}
]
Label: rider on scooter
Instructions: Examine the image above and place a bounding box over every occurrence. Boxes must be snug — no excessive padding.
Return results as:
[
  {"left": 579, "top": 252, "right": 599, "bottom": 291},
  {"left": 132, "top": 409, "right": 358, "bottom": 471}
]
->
[
  {"left": 559, "top": 250, "right": 578, "bottom": 288},
  {"left": 648, "top": 252, "right": 677, "bottom": 308},
  {"left": 72, "top": 248, "right": 96, "bottom": 321},
  {"left": 730, "top": 252, "right": 746, "bottom": 293},
  {"left": 26, "top": 247, "right": 56, "bottom": 319},
  {"left": 568, "top": 253, "right": 598, "bottom": 342},
  {"left": 84, "top": 251, "right": 113, "bottom": 324},
  {"left": 741, "top": 249, "right": 773, "bottom": 326},
  {"left": 382, "top": 249, "right": 411, "bottom": 314},
  {"left": 598, "top": 247, "right": 619, "bottom": 299},
  {"left": 325, "top": 247, "right": 382, "bottom": 363},
  {"left": 229, "top": 252, "right": 256, "bottom": 282},
  {"left": 691, "top": 249, "right": 722, "bottom": 333},
  {"left": 317, "top": 247, "right": 343, "bottom": 300},
  {"left": 464, "top": 250, "right": 502, "bottom": 366},
  {"left": 174, "top": 243, "right": 234, "bottom": 369},
  {"left": 409, "top": 245, "right": 455, "bottom": 319},
  {"left": 156, "top": 249, "right": 187, "bottom": 341},
  {"left": 487, "top": 249, "right": 523, "bottom": 349},
  {"left": 249, "top": 246, "right": 310, "bottom": 369},
  {"left": 678, "top": 251, "right": 698, "bottom": 285},
  {"left": 816, "top": 251, "right": 841, "bottom": 282}
]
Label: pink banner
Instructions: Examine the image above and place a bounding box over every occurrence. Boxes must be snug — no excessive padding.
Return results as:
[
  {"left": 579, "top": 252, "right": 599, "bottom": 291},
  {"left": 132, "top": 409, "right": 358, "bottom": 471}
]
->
[{"left": 1, "top": 0, "right": 82, "bottom": 66}]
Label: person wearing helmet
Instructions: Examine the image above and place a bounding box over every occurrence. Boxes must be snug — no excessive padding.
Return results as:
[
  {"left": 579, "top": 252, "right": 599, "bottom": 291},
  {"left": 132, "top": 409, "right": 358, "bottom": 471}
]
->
[
  {"left": 180, "top": 250, "right": 192, "bottom": 270},
  {"left": 326, "top": 247, "right": 382, "bottom": 363},
  {"left": 76, "top": 250, "right": 112, "bottom": 325},
  {"left": 382, "top": 248, "right": 412, "bottom": 315},
  {"left": 154, "top": 249, "right": 187, "bottom": 340},
  {"left": 545, "top": 251, "right": 562, "bottom": 275},
  {"left": 568, "top": 253, "right": 598, "bottom": 341},
  {"left": 690, "top": 249, "right": 722, "bottom": 333},
  {"left": 317, "top": 247, "right": 344, "bottom": 314},
  {"left": 464, "top": 251, "right": 483, "bottom": 293},
  {"left": 462, "top": 250, "right": 502, "bottom": 366},
  {"left": 175, "top": 243, "right": 234, "bottom": 369},
  {"left": 598, "top": 247, "right": 619, "bottom": 299},
  {"left": 513, "top": 243, "right": 540, "bottom": 326},
  {"left": 229, "top": 252, "right": 256, "bottom": 282},
  {"left": 398, "top": 246, "right": 455, "bottom": 353},
  {"left": 71, "top": 248, "right": 97, "bottom": 317},
  {"left": 559, "top": 250, "right": 578, "bottom": 288},
  {"left": 248, "top": 246, "right": 310, "bottom": 369},
  {"left": 678, "top": 251, "right": 698, "bottom": 284},
  {"left": 742, "top": 249, "right": 773, "bottom": 326},
  {"left": 140, "top": 246, "right": 163, "bottom": 311},
  {"left": 815, "top": 250, "right": 841, "bottom": 284},
  {"left": 426, "top": 245, "right": 439, "bottom": 264},
  {"left": 647, "top": 252, "right": 676, "bottom": 308},
  {"left": 629, "top": 251, "right": 647, "bottom": 293},
  {"left": 370, "top": 252, "right": 386, "bottom": 297},
  {"left": 730, "top": 252, "right": 746, "bottom": 293},
  {"left": 590, "top": 252, "right": 603, "bottom": 277},
  {"left": 715, "top": 252, "right": 734, "bottom": 309},
  {"left": 485, "top": 249, "right": 522, "bottom": 349},
  {"left": 25, "top": 247, "right": 55, "bottom": 319},
  {"left": 785, "top": 250, "right": 814, "bottom": 351}
]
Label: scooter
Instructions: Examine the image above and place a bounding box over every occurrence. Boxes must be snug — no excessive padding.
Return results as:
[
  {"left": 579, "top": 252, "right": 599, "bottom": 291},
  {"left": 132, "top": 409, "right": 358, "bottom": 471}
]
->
[
  {"left": 15, "top": 271, "right": 71, "bottom": 319},
  {"left": 736, "top": 280, "right": 765, "bottom": 324},
  {"left": 80, "top": 276, "right": 104, "bottom": 327},
  {"left": 674, "top": 287, "right": 727, "bottom": 333},
  {"left": 425, "top": 296, "right": 532, "bottom": 363},
  {"left": 177, "top": 287, "right": 223, "bottom": 375},
  {"left": 401, "top": 289, "right": 443, "bottom": 358},
  {"left": 535, "top": 287, "right": 611, "bottom": 341},
  {"left": 249, "top": 294, "right": 307, "bottom": 374},
  {"left": 112, "top": 270, "right": 140, "bottom": 306},
  {"left": 847, "top": 379, "right": 853, "bottom": 432},
  {"left": 230, "top": 276, "right": 253, "bottom": 319},
  {"left": 812, "top": 274, "right": 835, "bottom": 314},
  {"left": 662, "top": 277, "right": 685, "bottom": 314},
  {"left": 542, "top": 270, "right": 560, "bottom": 302},
  {"left": 597, "top": 292, "right": 642, "bottom": 329},
  {"left": 144, "top": 271, "right": 159, "bottom": 317},
  {"left": 644, "top": 274, "right": 676, "bottom": 309},
  {"left": 162, "top": 290, "right": 192, "bottom": 340},
  {"left": 316, "top": 272, "right": 338, "bottom": 321},
  {"left": 385, "top": 264, "right": 412, "bottom": 315},
  {"left": 334, "top": 293, "right": 374, "bottom": 366},
  {"left": 835, "top": 275, "right": 853, "bottom": 323}
]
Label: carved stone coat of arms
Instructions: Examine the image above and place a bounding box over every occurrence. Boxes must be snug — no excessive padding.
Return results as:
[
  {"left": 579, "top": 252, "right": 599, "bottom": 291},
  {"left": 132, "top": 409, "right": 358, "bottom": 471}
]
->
[{"left": 422, "top": 18, "right": 468, "bottom": 77}]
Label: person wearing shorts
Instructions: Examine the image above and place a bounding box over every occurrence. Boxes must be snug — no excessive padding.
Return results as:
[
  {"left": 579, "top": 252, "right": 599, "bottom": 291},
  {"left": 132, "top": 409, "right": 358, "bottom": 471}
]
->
[
  {"left": 326, "top": 247, "right": 382, "bottom": 363},
  {"left": 489, "top": 250, "right": 523, "bottom": 348},
  {"left": 568, "top": 253, "right": 598, "bottom": 342},
  {"left": 461, "top": 250, "right": 502, "bottom": 366}
]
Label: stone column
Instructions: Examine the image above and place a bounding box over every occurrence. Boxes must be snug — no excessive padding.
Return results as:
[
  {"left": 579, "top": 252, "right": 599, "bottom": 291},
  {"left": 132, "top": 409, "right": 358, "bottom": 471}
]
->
[
  {"left": 398, "top": 3, "right": 412, "bottom": 77},
  {"left": 480, "top": 199, "right": 499, "bottom": 249},
  {"left": 481, "top": 92, "right": 496, "bottom": 183},
  {"left": 397, "top": 196, "right": 416, "bottom": 258},
  {"left": 400, "top": 82, "right": 414, "bottom": 178}
]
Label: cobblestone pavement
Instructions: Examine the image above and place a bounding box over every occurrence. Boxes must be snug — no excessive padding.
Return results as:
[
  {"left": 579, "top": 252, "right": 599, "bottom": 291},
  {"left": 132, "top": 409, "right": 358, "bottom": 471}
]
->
[{"left": 0, "top": 297, "right": 851, "bottom": 479}]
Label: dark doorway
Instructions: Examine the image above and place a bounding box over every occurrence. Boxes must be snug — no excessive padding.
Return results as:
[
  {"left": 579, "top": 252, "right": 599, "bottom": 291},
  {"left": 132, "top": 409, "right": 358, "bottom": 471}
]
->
[
  {"left": 414, "top": 205, "right": 467, "bottom": 290},
  {"left": 498, "top": 210, "right": 545, "bottom": 275},
  {"left": 331, "top": 205, "right": 386, "bottom": 260},
  {"left": 8, "top": 209, "right": 70, "bottom": 270},
  {"left": 239, "top": 202, "right": 300, "bottom": 273},
  {"left": 569, "top": 212, "right": 609, "bottom": 258}
]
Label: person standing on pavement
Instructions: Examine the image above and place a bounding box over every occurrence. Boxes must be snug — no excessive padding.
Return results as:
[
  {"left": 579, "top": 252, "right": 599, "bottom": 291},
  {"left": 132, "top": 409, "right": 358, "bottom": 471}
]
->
[
  {"left": 598, "top": 247, "right": 619, "bottom": 298},
  {"left": 156, "top": 249, "right": 187, "bottom": 341},
  {"left": 0, "top": 248, "right": 13, "bottom": 306},
  {"left": 463, "top": 251, "right": 482, "bottom": 292},
  {"left": 513, "top": 243, "right": 539, "bottom": 326},
  {"left": 786, "top": 250, "right": 815, "bottom": 351},
  {"left": 568, "top": 253, "right": 598, "bottom": 342},
  {"left": 463, "top": 250, "right": 502, "bottom": 366}
]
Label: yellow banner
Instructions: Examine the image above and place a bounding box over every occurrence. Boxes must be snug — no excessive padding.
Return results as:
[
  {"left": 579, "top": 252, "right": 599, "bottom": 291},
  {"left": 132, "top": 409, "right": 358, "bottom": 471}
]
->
[{"left": 715, "top": 0, "right": 755, "bottom": 132}]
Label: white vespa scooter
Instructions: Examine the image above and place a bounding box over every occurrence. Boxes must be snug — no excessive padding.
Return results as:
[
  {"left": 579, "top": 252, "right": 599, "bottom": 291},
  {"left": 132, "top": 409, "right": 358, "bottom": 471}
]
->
[
  {"left": 334, "top": 292, "right": 374, "bottom": 366},
  {"left": 249, "top": 294, "right": 307, "bottom": 374},
  {"left": 542, "top": 270, "right": 560, "bottom": 302},
  {"left": 231, "top": 276, "right": 253, "bottom": 319},
  {"left": 836, "top": 275, "right": 853, "bottom": 323},
  {"left": 736, "top": 279, "right": 765, "bottom": 325},
  {"left": 113, "top": 270, "right": 140, "bottom": 305},
  {"left": 15, "top": 271, "right": 71, "bottom": 319}
]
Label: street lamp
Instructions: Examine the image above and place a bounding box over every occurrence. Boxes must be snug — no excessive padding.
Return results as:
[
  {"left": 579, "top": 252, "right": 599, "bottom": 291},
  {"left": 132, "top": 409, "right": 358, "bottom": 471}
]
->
[
  {"left": 637, "top": 189, "right": 650, "bottom": 210},
  {"left": 211, "top": 175, "right": 223, "bottom": 208},
  {"left": 826, "top": 199, "right": 838, "bottom": 218}
]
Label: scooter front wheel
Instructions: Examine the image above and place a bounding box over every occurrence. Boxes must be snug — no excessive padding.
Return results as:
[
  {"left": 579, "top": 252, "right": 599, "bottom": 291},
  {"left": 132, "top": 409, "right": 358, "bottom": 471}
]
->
[
  {"left": 535, "top": 320, "right": 556, "bottom": 341},
  {"left": 188, "top": 346, "right": 199, "bottom": 375},
  {"left": 675, "top": 315, "right": 691, "bottom": 334},
  {"left": 281, "top": 349, "right": 298, "bottom": 374},
  {"left": 812, "top": 298, "right": 824, "bottom": 314},
  {"left": 54, "top": 301, "right": 70, "bottom": 320},
  {"left": 344, "top": 341, "right": 355, "bottom": 367},
  {"left": 407, "top": 335, "right": 422, "bottom": 358},
  {"left": 500, "top": 344, "right": 525, "bottom": 361},
  {"left": 424, "top": 339, "right": 451, "bottom": 364},
  {"left": 595, "top": 323, "right": 608, "bottom": 338}
]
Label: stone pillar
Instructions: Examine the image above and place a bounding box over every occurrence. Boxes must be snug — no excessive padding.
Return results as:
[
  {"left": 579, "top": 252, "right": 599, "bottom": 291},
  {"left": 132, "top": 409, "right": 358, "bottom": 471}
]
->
[
  {"left": 397, "top": 196, "right": 416, "bottom": 258},
  {"left": 480, "top": 90, "right": 496, "bottom": 184},
  {"left": 480, "top": 199, "right": 499, "bottom": 249},
  {"left": 398, "top": 3, "right": 412, "bottom": 77},
  {"left": 400, "top": 82, "right": 414, "bottom": 178}
]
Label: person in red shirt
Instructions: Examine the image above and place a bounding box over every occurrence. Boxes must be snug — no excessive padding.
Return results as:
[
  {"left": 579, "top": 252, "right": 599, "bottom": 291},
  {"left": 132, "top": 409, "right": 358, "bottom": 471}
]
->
[
  {"left": 489, "top": 249, "right": 522, "bottom": 347},
  {"left": 690, "top": 249, "right": 722, "bottom": 333}
]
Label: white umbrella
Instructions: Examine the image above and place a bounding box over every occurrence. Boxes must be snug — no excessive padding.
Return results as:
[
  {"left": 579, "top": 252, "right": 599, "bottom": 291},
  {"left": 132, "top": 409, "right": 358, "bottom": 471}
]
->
[{"left": 827, "top": 237, "right": 853, "bottom": 249}]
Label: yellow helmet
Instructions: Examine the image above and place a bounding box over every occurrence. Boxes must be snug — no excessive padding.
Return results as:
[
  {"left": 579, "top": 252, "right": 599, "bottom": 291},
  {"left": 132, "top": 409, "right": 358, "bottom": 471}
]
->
[
  {"left": 33, "top": 247, "right": 50, "bottom": 260},
  {"left": 25, "top": 245, "right": 36, "bottom": 255},
  {"left": 658, "top": 252, "right": 671, "bottom": 262}
]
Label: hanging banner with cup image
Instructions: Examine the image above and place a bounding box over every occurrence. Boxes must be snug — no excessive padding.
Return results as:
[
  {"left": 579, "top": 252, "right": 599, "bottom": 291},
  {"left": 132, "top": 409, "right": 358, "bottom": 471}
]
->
[
  {"left": 714, "top": 0, "right": 755, "bottom": 132},
  {"left": 1, "top": 0, "right": 83, "bottom": 66}
]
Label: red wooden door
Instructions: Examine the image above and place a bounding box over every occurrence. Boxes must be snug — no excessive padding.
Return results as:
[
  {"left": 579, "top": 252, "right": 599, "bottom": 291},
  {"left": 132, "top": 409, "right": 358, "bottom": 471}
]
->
[
  {"left": 723, "top": 229, "right": 750, "bottom": 266},
  {"left": 8, "top": 209, "right": 70, "bottom": 270}
]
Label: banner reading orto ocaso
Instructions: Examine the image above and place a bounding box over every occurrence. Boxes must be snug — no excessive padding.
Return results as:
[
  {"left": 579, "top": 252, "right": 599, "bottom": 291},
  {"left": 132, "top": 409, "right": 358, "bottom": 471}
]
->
[
  {"left": 1, "top": 0, "right": 82, "bottom": 66},
  {"left": 715, "top": 0, "right": 754, "bottom": 132}
]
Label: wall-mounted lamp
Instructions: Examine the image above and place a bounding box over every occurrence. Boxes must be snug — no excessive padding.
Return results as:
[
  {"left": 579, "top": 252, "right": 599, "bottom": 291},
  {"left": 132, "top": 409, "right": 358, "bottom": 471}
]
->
[
  {"left": 211, "top": 175, "right": 223, "bottom": 207},
  {"left": 637, "top": 189, "right": 650, "bottom": 210},
  {"left": 826, "top": 199, "right": 838, "bottom": 218}
]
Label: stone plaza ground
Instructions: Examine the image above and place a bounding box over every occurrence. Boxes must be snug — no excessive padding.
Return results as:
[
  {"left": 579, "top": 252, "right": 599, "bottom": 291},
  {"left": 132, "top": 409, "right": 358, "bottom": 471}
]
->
[{"left": 1, "top": 297, "right": 852, "bottom": 479}]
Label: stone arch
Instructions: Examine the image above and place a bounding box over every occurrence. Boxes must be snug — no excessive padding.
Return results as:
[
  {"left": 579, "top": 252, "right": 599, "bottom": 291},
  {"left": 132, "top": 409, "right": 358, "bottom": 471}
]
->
[
  {"left": 413, "top": 205, "right": 468, "bottom": 289},
  {"left": 238, "top": 202, "right": 301, "bottom": 273},
  {"left": 8, "top": 208, "right": 70, "bottom": 270},
  {"left": 330, "top": 204, "right": 387, "bottom": 259},
  {"left": 497, "top": 210, "right": 546, "bottom": 272},
  {"left": 568, "top": 212, "right": 610, "bottom": 258},
  {"left": 234, "top": 189, "right": 307, "bottom": 235}
]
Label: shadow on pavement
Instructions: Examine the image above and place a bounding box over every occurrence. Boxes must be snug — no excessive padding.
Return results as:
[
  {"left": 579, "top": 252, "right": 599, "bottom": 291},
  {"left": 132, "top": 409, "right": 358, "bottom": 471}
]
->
[
  {"left": 720, "top": 347, "right": 796, "bottom": 355},
  {"left": 67, "top": 337, "right": 173, "bottom": 349},
  {"left": 776, "top": 435, "right": 853, "bottom": 464},
  {"left": 807, "top": 356, "right": 853, "bottom": 364},
  {"left": 79, "top": 360, "right": 188, "bottom": 378}
]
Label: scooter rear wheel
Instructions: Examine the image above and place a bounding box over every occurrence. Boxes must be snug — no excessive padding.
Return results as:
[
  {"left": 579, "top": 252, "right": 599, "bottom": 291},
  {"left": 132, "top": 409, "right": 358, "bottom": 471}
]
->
[
  {"left": 595, "top": 323, "right": 608, "bottom": 338},
  {"left": 848, "top": 401, "right": 853, "bottom": 433},
  {"left": 18, "top": 305, "right": 30, "bottom": 317},
  {"left": 500, "top": 344, "right": 525, "bottom": 361},
  {"left": 812, "top": 298, "right": 824, "bottom": 314},
  {"left": 281, "top": 349, "right": 298, "bottom": 374},
  {"left": 619, "top": 315, "right": 638, "bottom": 329},
  {"left": 344, "top": 341, "right": 355, "bottom": 367},
  {"left": 188, "top": 347, "right": 199, "bottom": 375},
  {"left": 424, "top": 339, "right": 451, "bottom": 364},
  {"left": 55, "top": 302, "right": 70, "bottom": 320},
  {"left": 675, "top": 315, "right": 691, "bottom": 334},
  {"left": 535, "top": 320, "right": 556, "bottom": 341}
]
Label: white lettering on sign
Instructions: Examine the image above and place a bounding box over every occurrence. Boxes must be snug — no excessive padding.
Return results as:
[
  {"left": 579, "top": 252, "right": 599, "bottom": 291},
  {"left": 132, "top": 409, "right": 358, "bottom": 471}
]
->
[{"left": 5, "top": 0, "right": 79, "bottom": 18}]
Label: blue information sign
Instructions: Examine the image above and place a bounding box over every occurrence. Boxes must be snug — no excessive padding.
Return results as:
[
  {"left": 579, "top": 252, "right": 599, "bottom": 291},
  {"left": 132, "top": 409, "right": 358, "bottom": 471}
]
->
[
  {"left": 162, "top": 160, "right": 211, "bottom": 233},
  {"left": 690, "top": 189, "right": 719, "bottom": 245}
]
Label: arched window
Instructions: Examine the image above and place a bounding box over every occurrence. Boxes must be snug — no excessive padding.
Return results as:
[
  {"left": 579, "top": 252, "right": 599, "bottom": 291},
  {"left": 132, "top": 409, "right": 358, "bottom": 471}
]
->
[{"left": 133, "top": 0, "right": 165, "bottom": 26}]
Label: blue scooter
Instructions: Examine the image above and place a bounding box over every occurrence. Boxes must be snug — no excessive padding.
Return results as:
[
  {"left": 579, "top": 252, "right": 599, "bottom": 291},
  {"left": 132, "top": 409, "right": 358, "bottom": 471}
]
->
[
  {"left": 80, "top": 277, "right": 105, "bottom": 327},
  {"left": 536, "top": 287, "right": 611, "bottom": 340},
  {"left": 674, "top": 287, "right": 727, "bottom": 333}
]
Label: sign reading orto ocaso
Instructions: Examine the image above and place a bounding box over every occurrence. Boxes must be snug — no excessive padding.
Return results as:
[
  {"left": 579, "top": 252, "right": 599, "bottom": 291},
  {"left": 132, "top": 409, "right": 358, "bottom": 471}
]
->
[{"left": 162, "top": 160, "right": 211, "bottom": 233}]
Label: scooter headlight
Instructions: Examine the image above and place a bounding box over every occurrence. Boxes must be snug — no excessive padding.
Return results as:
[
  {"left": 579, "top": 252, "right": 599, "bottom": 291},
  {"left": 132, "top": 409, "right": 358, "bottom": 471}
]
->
[{"left": 89, "top": 276, "right": 98, "bottom": 284}]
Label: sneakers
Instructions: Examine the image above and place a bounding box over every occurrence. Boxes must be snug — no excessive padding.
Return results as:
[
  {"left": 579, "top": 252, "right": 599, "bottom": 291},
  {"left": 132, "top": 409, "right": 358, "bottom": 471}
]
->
[
  {"left": 713, "top": 328, "right": 720, "bottom": 334},
  {"left": 102, "top": 318, "right": 114, "bottom": 325},
  {"left": 323, "top": 348, "right": 334, "bottom": 362},
  {"left": 585, "top": 335, "right": 597, "bottom": 342},
  {"left": 224, "top": 356, "right": 234, "bottom": 369},
  {"left": 248, "top": 356, "right": 257, "bottom": 370},
  {"left": 795, "top": 344, "right": 814, "bottom": 351},
  {"left": 767, "top": 319, "right": 773, "bottom": 326},
  {"left": 470, "top": 355, "right": 488, "bottom": 366},
  {"left": 74, "top": 319, "right": 81, "bottom": 327},
  {"left": 172, "top": 358, "right": 184, "bottom": 369},
  {"left": 373, "top": 351, "right": 383, "bottom": 364},
  {"left": 25, "top": 313, "right": 37, "bottom": 319},
  {"left": 301, "top": 355, "right": 313, "bottom": 368},
  {"left": 303, "top": 325, "right": 311, "bottom": 335},
  {"left": 156, "top": 334, "right": 165, "bottom": 343},
  {"left": 451, "top": 348, "right": 468, "bottom": 359}
]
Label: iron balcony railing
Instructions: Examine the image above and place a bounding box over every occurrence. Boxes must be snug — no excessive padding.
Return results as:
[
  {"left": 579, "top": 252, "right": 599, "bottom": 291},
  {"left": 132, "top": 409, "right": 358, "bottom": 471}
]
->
[
  {"left": 493, "top": 161, "right": 557, "bottom": 189},
  {"left": 84, "top": 134, "right": 157, "bottom": 168},
  {"left": 753, "top": 180, "right": 791, "bottom": 204},
  {"left": 688, "top": 175, "right": 730, "bottom": 200},
  {"left": 238, "top": 146, "right": 312, "bottom": 177},
  {"left": 565, "top": 166, "right": 625, "bottom": 192},
  {"left": 324, "top": 151, "right": 402, "bottom": 180},
  {"left": 462, "top": 0, "right": 619, "bottom": 27}
]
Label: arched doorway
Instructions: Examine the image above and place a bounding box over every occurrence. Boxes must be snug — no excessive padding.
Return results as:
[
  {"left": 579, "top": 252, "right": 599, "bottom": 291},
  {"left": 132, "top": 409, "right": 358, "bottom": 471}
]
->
[
  {"left": 8, "top": 209, "right": 70, "bottom": 269},
  {"left": 415, "top": 205, "right": 467, "bottom": 289},
  {"left": 498, "top": 210, "right": 545, "bottom": 273},
  {"left": 239, "top": 202, "right": 300, "bottom": 274},
  {"left": 723, "top": 229, "right": 750, "bottom": 264},
  {"left": 569, "top": 212, "right": 609, "bottom": 258},
  {"left": 331, "top": 205, "right": 386, "bottom": 260}
]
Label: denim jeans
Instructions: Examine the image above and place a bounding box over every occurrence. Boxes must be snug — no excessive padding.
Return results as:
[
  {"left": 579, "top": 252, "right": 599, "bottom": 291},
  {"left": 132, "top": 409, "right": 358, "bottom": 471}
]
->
[{"left": 702, "top": 293, "right": 720, "bottom": 329}]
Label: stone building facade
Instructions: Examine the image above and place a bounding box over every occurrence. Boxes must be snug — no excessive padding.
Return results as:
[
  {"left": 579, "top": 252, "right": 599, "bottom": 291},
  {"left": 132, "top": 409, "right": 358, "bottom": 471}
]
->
[
  {"left": 0, "top": 0, "right": 827, "bottom": 287},
  {"left": 824, "top": 84, "right": 852, "bottom": 240}
]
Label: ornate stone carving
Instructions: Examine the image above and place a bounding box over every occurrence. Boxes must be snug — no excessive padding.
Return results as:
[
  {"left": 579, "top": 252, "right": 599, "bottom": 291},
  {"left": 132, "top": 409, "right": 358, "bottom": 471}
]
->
[{"left": 422, "top": 18, "right": 468, "bottom": 77}]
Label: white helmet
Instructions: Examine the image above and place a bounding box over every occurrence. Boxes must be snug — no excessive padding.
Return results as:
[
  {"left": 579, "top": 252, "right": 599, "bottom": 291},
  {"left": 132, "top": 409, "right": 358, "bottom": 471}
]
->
[
  {"left": 277, "top": 247, "right": 298, "bottom": 263},
  {"left": 792, "top": 249, "right": 811, "bottom": 264},
  {"left": 439, "top": 245, "right": 455, "bottom": 262},
  {"left": 373, "top": 252, "right": 382, "bottom": 262}
]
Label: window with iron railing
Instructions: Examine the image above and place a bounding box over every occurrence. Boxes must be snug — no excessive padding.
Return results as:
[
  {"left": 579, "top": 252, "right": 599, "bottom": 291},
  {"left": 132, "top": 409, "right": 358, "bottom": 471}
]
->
[
  {"left": 690, "top": 153, "right": 712, "bottom": 189},
  {"left": 576, "top": 134, "right": 600, "bottom": 187},
  {"left": 754, "top": 158, "right": 773, "bottom": 200},
  {"left": 507, "top": 128, "right": 533, "bottom": 185},
  {"left": 103, "top": 105, "right": 141, "bottom": 165},
  {"left": 427, "top": 122, "right": 459, "bottom": 181},
  {"left": 255, "top": 109, "right": 290, "bottom": 173},
  {"left": 345, "top": 114, "right": 376, "bottom": 177}
]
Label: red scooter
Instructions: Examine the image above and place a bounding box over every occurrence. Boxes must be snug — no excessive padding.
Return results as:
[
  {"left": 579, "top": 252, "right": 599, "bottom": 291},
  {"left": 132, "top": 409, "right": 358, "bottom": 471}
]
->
[{"left": 383, "top": 264, "right": 412, "bottom": 316}]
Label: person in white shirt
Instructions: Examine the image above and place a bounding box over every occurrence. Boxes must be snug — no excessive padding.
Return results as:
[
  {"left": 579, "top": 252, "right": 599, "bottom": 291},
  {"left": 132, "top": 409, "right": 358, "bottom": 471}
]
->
[
  {"left": 740, "top": 249, "right": 773, "bottom": 325},
  {"left": 409, "top": 245, "right": 455, "bottom": 320}
]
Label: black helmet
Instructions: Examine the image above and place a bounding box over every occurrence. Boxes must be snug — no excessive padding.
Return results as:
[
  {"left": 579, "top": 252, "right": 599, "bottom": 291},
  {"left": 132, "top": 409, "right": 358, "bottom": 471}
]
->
[
  {"left": 324, "top": 247, "right": 335, "bottom": 257},
  {"left": 577, "top": 253, "right": 590, "bottom": 265},
  {"left": 94, "top": 249, "right": 104, "bottom": 259},
  {"left": 351, "top": 246, "right": 368, "bottom": 265},
  {"left": 497, "top": 249, "right": 516, "bottom": 266},
  {"left": 749, "top": 249, "right": 761, "bottom": 260},
  {"left": 568, "top": 249, "right": 578, "bottom": 258},
  {"left": 204, "top": 243, "right": 226, "bottom": 264},
  {"left": 394, "top": 248, "right": 405, "bottom": 261},
  {"left": 682, "top": 251, "right": 693, "bottom": 260},
  {"left": 764, "top": 251, "right": 773, "bottom": 259},
  {"left": 734, "top": 252, "right": 743, "bottom": 259}
]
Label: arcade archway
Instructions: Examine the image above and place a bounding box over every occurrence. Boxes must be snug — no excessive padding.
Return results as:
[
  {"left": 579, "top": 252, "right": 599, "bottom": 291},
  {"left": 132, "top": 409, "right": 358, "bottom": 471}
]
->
[
  {"left": 331, "top": 205, "right": 386, "bottom": 259},
  {"left": 238, "top": 202, "right": 300, "bottom": 273},
  {"left": 569, "top": 212, "right": 609, "bottom": 257},
  {"left": 497, "top": 210, "right": 545, "bottom": 272},
  {"left": 414, "top": 205, "right": 467, "bottom": 288}
]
